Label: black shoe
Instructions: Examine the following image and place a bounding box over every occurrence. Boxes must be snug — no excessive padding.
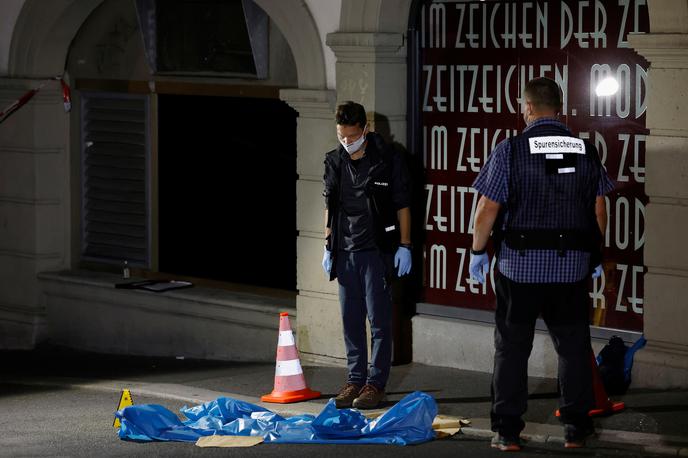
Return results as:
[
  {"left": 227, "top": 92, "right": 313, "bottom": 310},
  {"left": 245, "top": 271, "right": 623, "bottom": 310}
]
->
[
  {"left": 490, "top": 433, "right": 521, "bottom": 451},
  {"left": 564, "top": 424, "right": 595, "bottom": 448}
]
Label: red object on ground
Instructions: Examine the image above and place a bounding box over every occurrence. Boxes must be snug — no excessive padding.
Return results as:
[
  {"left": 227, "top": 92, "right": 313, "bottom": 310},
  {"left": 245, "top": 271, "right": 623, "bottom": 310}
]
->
[
  {"left": 556, "top": 349, "right": 625, "bottom": 417},
  {"left": 261, "top": 312, "right": 321, "bottom": 403}
]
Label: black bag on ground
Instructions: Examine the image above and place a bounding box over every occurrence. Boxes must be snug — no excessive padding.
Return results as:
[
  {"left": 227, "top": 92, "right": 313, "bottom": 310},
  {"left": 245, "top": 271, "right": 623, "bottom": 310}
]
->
[{"left": 597, "top": 336, "right": 630, "bottom": 395}]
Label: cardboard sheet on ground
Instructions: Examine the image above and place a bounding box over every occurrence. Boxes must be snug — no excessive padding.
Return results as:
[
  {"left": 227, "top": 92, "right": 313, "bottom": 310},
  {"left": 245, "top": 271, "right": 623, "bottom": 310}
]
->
[
  {"left": 361, "top": 409, "right": 468, "bottom": 438},
  {"left": 432, "top": 414, "right": 470, "bottom": 438},
  {"left": 196, "top": 435, "right": 264, "bottom": 447},
  {"left": 115, "top": 391, "right": 437, "bottom": 445}
]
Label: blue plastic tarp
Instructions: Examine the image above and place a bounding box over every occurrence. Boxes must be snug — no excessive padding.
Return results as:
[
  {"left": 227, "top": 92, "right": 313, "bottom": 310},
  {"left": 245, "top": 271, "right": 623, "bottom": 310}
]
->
[{"left": 116, "top": 391, "right": 437, "bottom": 445}]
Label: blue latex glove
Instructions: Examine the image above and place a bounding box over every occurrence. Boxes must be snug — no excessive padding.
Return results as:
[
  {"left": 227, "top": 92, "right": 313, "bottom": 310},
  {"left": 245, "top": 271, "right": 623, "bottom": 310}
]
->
[
  {"left": 469, "top": 252, "right": 489, "bottom": 284},
  {"left": 322, "top": 247, "right": 332, "bottom": 275},
  {"left": 394, "top": 246, "right": 412, "bottom": 276},
  {"left": 592, "top": 264, "right": 603, "bottom": 279}
]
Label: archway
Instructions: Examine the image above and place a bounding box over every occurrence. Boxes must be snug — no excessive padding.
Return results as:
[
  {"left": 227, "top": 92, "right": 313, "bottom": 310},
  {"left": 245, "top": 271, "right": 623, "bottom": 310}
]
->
[
  {"left": 7, "top": 0, "right": 329, "bottom": 291},
  {"left": 2, "top": 0, "right": 333, "bottom": 356},
  {"left": 10, "top": 0, "right": 327, "bottom": 89}
]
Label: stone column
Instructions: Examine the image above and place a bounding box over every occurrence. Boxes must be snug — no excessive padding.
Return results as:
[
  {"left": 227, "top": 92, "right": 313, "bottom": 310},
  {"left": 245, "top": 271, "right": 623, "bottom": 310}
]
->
[
  {"left": 281, "top": 31, "right": 408, "bottom": 366},
  {"left": 313, "top": 32, "right": 410, "bottom": 364},
  {"left": 629, "top": 4, "right": 688, "bottom": 388},
  {"left": 279, "top": 88, "right": 343, "bottom": 365},
  {"left": 326, "top": 32, "right": 406, "bottom": 145},
  {"left": 0, "top": 78, "right": 71, "bottom": 348}
]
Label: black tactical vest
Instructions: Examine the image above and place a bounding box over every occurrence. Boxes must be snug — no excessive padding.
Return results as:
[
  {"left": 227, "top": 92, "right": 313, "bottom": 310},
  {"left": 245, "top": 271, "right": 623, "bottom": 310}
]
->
[{"left": 500, "top": 122, "right": 602, "bottom": 256}]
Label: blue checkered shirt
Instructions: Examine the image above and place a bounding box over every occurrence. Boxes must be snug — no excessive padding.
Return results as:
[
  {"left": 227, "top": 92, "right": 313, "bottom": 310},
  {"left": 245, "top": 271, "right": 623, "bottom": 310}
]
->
[{"left": 472, "top": 118, "right": 615, "bottom": 283}]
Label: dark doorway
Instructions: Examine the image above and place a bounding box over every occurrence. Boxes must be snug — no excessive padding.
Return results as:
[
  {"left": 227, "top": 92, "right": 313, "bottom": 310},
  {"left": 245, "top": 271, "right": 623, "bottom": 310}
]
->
[{"left": 158, "top": 94, "right": 297, "bottom": 290}]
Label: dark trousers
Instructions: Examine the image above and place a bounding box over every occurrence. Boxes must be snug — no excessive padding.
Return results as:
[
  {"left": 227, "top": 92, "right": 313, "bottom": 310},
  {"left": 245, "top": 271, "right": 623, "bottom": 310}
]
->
[
  {"left": 336, "top": 249, "right": 393, "bottom": 389},
  {"left": 491, "top": 272, "right": 594, "bottom": 437}
]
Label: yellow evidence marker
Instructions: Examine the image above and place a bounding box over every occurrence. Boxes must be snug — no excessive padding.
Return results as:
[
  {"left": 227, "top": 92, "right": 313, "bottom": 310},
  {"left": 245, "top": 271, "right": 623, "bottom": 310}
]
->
[{"left": 113, "top": 389, "right": 134, "bottom": 428}]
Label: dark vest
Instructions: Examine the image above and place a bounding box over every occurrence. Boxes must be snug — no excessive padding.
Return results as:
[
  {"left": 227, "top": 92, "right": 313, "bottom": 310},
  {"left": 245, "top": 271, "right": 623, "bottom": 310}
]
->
[
  {"left": 499, "top": 122, "right": 602, "bottom": 257},
  {"left": 323, "top": 132, "right": 401, "bottom": 280}
]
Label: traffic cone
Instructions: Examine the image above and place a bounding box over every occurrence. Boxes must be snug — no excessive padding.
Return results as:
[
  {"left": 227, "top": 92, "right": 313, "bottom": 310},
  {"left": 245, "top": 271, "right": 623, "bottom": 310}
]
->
[
  {"left": 587, "top": 350, "right": 625, "bottom": 416},
  {"left": 261, "top": 312, "right": 320, "bottom": 403},
  {"left": 555, "top": 349, "right": 625, "bottom": 417}
]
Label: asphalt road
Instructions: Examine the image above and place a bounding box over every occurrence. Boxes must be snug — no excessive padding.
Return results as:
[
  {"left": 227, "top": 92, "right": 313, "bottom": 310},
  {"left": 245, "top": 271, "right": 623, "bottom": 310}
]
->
[{"left": 0, "top": 382, "right": 665, "bottom": 458}]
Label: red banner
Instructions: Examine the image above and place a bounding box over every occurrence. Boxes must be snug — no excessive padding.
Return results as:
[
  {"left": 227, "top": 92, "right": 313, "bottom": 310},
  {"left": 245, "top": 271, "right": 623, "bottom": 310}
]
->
[{"left": 419, "top": 0, "right": 648, "bottom": 332}]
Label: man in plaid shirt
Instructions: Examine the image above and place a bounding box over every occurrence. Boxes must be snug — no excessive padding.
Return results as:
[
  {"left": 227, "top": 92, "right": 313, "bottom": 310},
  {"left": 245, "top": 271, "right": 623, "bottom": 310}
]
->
[{"left": 470, "top": 77, "right": 614, "bottom": 451}]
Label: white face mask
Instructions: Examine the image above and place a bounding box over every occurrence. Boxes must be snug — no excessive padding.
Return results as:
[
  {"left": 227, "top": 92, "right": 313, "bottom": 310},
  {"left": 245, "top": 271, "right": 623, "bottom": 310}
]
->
[{"left": 339, "top": 126, "right": 367, "bottom": 155}]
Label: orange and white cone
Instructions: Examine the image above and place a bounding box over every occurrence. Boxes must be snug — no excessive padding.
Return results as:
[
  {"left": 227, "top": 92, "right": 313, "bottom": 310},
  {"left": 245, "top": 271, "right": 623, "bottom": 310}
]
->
[
  {"left": 555, "top": 349, "right": 625, "bottom": 417},
  {"left": 587, "top": 350, "right": 625, "bottom": 416},
  {"left": 261, "top": 312, "right": 320, "bottom": 403}
]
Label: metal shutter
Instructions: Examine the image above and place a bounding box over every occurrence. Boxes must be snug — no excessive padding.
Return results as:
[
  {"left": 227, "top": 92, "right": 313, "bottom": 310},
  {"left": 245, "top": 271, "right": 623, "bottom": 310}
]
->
[{"left": 81, "top": 92, "right": 150, "bottom": 267}]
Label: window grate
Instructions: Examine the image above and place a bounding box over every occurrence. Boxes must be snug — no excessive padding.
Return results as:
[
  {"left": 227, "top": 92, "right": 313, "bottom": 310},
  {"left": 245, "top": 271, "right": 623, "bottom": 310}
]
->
[{"left": 81, "top": 92, "right": 150, "bottom": 267}]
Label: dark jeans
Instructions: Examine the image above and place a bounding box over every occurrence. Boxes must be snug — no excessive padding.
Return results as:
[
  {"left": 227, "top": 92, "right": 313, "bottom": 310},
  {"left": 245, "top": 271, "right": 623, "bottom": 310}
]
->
[
  {"left": 491, "top": 272, "right": 594, "bottom": 437},
  {"left": 336, "top": 249, "right": 393, "bottom": 389}
]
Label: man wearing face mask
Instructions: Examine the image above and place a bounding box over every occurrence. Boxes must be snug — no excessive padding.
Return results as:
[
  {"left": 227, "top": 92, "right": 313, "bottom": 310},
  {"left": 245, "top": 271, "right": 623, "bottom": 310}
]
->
[
  {"left": 469, "top": 78, "right": 614, "bottom": 451},
  {"left": 322, "top": 101, "right": 412, "bottom": 409}
]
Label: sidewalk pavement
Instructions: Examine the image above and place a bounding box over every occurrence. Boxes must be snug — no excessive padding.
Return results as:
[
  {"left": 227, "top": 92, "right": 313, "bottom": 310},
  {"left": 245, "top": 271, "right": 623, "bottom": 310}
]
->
[{"left": 2, "top": 345, "right": 688, "bottom": 455}]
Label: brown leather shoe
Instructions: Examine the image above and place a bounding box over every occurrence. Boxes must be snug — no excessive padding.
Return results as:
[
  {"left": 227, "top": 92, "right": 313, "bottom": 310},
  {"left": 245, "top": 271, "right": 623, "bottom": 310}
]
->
[
  {"left": 352, "top": 384, "right": 385, "bottom": 409},
  {"left": 334, "top": 383, "right": 362, "bottom": 408}
]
